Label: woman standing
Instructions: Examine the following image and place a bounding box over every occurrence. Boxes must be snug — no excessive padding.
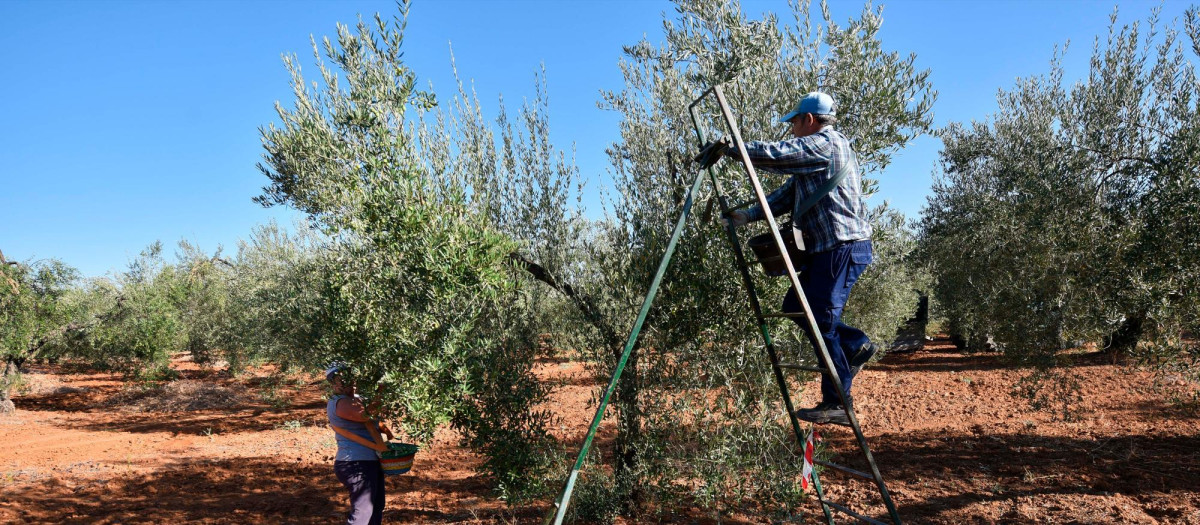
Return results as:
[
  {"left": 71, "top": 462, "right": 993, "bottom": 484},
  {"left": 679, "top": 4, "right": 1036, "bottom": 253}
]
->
[{"left": 325, "top": 364, "right": 394, "bottom": 525}]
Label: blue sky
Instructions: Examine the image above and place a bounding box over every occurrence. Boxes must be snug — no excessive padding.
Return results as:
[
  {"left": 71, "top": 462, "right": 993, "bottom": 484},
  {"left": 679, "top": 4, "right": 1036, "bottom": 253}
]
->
[{"left": 0, "top": 0, "right": 1191, "bottom": 278}]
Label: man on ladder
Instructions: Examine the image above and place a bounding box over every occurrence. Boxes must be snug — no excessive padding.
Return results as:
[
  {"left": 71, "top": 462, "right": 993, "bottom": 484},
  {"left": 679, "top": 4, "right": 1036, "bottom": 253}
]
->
[
  {"left": 710, "top": 91, "right": 878, "bottom": 426},
  {"left": 547, "top": 87, "right": 901, "bottom": 524}
]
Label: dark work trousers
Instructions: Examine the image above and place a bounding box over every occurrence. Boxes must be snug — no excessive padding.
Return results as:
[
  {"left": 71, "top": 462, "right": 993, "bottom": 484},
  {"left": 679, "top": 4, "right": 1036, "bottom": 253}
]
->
[
  {"left": 335, "top": 460, "right": 385, "bottom": 525},
  {"left": 782, "top": 240, "right": 874, "bottom": 404}
]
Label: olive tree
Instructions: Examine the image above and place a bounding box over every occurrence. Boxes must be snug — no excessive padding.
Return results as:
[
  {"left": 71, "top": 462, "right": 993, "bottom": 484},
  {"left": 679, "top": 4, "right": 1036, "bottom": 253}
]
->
[
  {"left": 920, "top": 7, "right": 1200, "bottom": 367},
  {"left": 562, "top": 0, "right": 936, "bottom": 518},
  {"left": 0, "top": 251, "right": 80, "bottom": 413},
  {"left": 254, "top": 3, "right": 587, "bottom": 502},
  {"left": 65, "top": 243, "right": 191, "bottom": 380}
]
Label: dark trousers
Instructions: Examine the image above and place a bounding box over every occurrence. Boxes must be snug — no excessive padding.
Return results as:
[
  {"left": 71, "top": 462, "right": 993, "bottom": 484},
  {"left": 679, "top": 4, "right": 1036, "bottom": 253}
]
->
[
  {"left": 782, "top": 240, "right": 873, "bottom": 404},
  {"left": 335, "top": 460, "right": 385, "bottom": 525}
]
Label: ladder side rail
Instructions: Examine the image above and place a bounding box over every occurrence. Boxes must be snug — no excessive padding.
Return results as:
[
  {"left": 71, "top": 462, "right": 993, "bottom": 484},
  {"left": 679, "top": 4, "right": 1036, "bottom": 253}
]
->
[
  {"left": 544, "top": 167, "right": 709, "bottom": 525},
  {"left": 712, "top": 84, "right": 837, "bottom": 401},
  {"left": 689, "top": 95, "right": 835, "bottom": 525},
  {"left": 710, "top": 85, "right": 901, "bottom": 524},
  {"left": 687, "top": 102, "right": 808, "bottom": 454}
]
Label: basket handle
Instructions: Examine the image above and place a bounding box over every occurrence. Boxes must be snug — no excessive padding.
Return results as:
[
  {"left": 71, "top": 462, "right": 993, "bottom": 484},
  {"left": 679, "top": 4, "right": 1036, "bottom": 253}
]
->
[{"left": 331, "top": 421, "right": 389, "bottom": 452}]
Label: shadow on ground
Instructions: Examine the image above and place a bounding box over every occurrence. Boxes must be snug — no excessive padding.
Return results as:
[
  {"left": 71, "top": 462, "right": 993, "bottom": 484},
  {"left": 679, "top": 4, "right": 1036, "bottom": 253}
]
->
[
  {"left": 0, "top": 456, "right": 543, "bottom": 524},
  {"left": 875, "top": 345, "right": 1126, "bottom": 374},
  {"left": 13, "top": 366, "right": 331, "bottom": 435},
  {"left": 19, "top": 394, "right": 329, "bottom": 436},
  {"left": 0, "top": 457, "right": 342, "bottom": 524},
  {"left": 813, "top": 429, "right": 1200, "bottom": 523}
]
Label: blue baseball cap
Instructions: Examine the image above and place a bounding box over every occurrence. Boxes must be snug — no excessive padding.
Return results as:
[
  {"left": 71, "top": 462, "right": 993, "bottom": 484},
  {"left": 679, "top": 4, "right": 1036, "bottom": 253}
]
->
[
  {"left": 778, "top": 92, "right": 836, "bottom": 122},
  {"left": 324, "top": 361, "right": 347, "bottom": 380}
]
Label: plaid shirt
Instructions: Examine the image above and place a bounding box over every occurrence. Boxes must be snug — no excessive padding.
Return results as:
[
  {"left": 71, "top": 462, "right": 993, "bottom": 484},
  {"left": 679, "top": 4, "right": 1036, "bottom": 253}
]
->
[{"left": 739, "top": 127, "right": 872, "bottom": 253}]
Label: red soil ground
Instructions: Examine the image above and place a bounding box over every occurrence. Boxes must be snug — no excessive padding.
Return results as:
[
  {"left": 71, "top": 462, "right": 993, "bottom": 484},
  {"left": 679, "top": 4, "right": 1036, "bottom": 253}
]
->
[{"left": 1, "top": 339, "right": 1197, "bottom": 524}]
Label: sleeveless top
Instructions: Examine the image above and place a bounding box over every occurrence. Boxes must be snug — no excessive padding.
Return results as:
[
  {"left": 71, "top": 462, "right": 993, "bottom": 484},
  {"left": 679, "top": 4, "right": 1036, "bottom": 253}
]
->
[{"left": 326, "top": 395, "right": 379, "bottom": 461}]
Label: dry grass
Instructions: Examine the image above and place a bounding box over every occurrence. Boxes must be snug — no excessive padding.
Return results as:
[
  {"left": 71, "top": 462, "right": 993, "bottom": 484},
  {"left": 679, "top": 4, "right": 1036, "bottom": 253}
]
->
[
  {"left": 17, "top": 372, "right": 90, "bottom": 397},
  {"left": 109, "top": 380, "right": 239, "bottom": 413}
]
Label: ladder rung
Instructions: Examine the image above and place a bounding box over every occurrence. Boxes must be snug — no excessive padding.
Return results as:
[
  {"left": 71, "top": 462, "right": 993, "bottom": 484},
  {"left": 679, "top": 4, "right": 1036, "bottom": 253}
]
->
[
  {"left": 816, "top": 459, "right": 874, "bottom": 481},
  {"left": 776, "top": 363, "right": 825, "bottom": 373},
  {"left": 762, "top": 312, "right": 805, "bottom": 318},
  {"left": 823, "top": 501, "right": 890, "bottom": 525}
]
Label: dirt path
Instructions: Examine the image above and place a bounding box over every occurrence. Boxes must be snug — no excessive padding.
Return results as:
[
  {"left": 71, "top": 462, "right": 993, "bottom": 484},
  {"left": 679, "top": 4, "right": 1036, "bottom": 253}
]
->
[
  {"left": 2, "top": 341, "right": 1197, "bottom": 524},
  {"left": 813, "top": 343, "right": 1200, "bottom": 524}
]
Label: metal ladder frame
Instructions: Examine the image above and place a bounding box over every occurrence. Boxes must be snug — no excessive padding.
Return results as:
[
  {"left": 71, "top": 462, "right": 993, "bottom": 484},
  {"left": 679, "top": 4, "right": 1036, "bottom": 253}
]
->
[
  {"left": 692, "top": 84, "right": 901, "bottom": 524},
  {"left": 544, "top": 83, "right": 901, "bottom": 525}
]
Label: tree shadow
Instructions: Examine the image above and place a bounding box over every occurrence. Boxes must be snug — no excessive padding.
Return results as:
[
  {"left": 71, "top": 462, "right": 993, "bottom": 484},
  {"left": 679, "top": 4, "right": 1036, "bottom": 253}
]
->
[
  {"left": 69, "top": 401, "right": 331, "bottom": 436},
  {"left": 1102, "top": 398, "right": 1200, "bottom": 421},
  {"left": 875, "top": 346, "right": 1125, "bottom": 374},
  {"left": 810, "top": 428, "right": 1200, "bottom": 523},
  {"left": 548, "top": 369, "right": 602, "bottom": 388},
  {"left": 0, "top": 456, "right": 537, "bottom": 524},
  {"left": 13, "top": 387, "right": 331, "bottom": 435},
  {"left": 13, "top": 365, "right": 335, "bottom": 435},
  {"left": 872, "top": 351, "right": 1014, "bottom": 373},
  {"left": 1, "top": 457, "right": 340, "bottom": 524}
]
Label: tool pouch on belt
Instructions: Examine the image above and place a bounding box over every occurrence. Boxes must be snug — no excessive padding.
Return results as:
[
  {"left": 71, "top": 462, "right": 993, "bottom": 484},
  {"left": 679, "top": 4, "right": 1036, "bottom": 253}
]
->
[{"left": 747, "top": 226, "right": 806, "bottom": 277}]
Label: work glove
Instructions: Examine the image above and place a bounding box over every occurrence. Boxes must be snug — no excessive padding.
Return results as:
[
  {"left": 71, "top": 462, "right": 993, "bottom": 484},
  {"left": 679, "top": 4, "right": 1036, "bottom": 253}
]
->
[
  {"left": 693, "top": 136, "right": 731, "bottom": 169},
  {"left": 722, "top": 209, "right": 750, "bottom": 228}
]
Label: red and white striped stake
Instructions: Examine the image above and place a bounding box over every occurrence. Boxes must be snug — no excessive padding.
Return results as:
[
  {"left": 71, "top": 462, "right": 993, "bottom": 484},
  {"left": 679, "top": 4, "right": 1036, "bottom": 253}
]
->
[{"left": 800, "top": 429, "right": 820, "bottom": 490}]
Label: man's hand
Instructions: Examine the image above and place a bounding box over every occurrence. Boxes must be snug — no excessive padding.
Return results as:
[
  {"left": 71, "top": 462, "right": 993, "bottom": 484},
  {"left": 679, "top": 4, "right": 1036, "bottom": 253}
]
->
[
  {"left": 693, "top": 136, "right": 731, "bottom": 169},
  {"left": 722, "top": 209, "right": 749, "bottom": 228}
]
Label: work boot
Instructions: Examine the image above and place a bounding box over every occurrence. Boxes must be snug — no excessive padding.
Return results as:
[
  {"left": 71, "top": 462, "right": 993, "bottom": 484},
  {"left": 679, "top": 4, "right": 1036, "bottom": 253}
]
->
[
  {"left": 795, "top": 400, "right": 851, "bottom": 427},
  {"left": 849, "top": 342, "right": 879, "bottom": 377}
]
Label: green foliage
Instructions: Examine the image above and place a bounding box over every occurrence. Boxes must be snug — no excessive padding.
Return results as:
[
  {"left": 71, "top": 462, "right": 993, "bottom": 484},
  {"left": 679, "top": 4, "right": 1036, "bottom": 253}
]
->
[
  {"left": 567, "top": 468, "right": 622, "bottom": 525},
  {"left": 257, "top": 3, "right": 517, "bottom": 438},
  {"left": 278, "top": 419, "right": 305, "bottom": 431},
  {"left": 173, "top": 241, "right": 239, "bottom": 369},
  {"left": 1134, "top": 340, "right": 1200, "bottom": 415},
  {"left": 844, "top": 207, "right": 929, "bottom": 346},
  {"left": 3, "top": 234, "right": 320, "bottom": 385},
  {"left": 920, "top": 7, "right": 1200, "bottom": 371},
  {"left": 5, "top": 0, "right": 935, "bottom": 515},
  {"left": 76, "top": 243, "right": 186, "bottom": 380},
  {"left": 0, "top": 256, "right": 80, "bottom": 405},
  {"left": 222, "top": 221, "right": 329, "bottom": 374},
  {"left": 410, "top": 59, "right": 596, "bottom": 502},
  {"left": 450, "top": 298, "right": 560, "bottom": 504},
  {"left": 1, "top": 258, "right": 79, "bottom": 361},
  {"left": 33, "top": 240, "right": 244, "bottom": 381},
  {"left": 254, "top": 2, "right": 574, "bottom": 501},
  {"left": 567, "top": 0, "right": 935, "bottom": 516},
  {"left": 258, "top": 373, "right": 294, "bottom": 410}
]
